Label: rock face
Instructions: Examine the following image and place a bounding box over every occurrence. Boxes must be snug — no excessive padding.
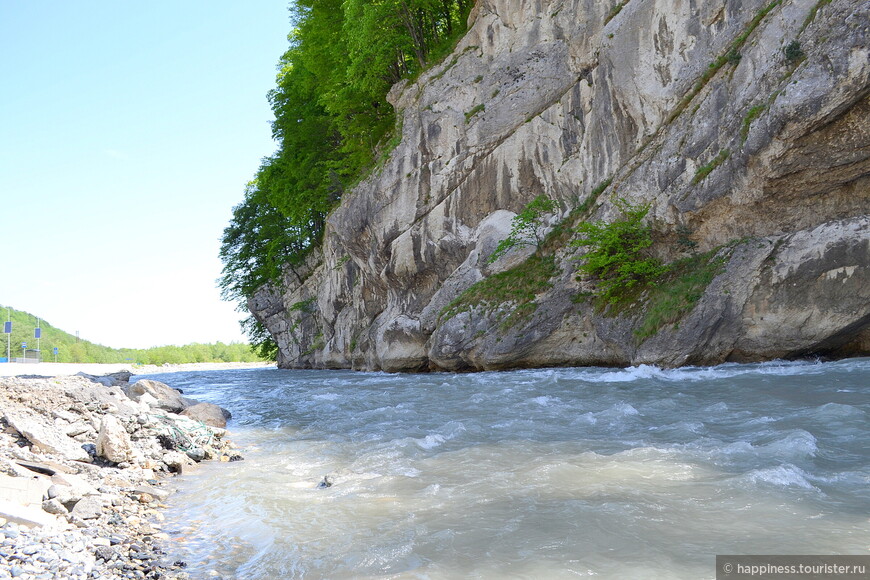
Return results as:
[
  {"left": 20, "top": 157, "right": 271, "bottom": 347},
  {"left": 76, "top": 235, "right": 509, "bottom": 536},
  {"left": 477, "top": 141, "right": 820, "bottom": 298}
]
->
[{"left": 251, "top": 0, "right": 870, "bottom": 372}]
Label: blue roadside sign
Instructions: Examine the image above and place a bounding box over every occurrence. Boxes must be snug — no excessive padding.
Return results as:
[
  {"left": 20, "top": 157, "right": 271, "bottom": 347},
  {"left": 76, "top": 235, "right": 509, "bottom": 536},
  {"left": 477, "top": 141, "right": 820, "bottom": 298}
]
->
[
  {"left": 21, "top": 342, "right": 26, "bottom": 349},
  {"left": 53, "top": 347, "right": 59, "bottom": 355},
  {"left": 3, "top": 321, "right": 10, "bottom": 334},
  {"left": 35, "top": 328, "right": 41, "bottom": 339}
]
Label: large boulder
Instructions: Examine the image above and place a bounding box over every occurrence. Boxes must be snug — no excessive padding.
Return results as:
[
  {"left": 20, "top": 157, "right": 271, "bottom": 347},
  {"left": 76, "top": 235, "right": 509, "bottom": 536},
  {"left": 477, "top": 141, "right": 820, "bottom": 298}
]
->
[
  {"left": 95, "top": 415, "right": 134, "bottom": 463},
  {"left": 4, "top": 410, "right": 91, "bottom": 462},
  {"left": 124, "top": 379, "right": 190, "bottom": 413},
  {"left": 181, "top": 403, "right": 232, "bottom": 429}
]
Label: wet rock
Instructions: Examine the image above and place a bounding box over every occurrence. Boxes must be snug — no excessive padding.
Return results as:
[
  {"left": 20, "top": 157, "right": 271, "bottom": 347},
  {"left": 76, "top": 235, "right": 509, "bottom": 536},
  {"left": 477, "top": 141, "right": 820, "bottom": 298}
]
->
[
  {"left": 107, "top": 371, "right": 133, "bottom": 385},
  {"left": 161, "top": 451, "right": 196, "bottom": 474},
  {"left": 132, "top": 485, "right": 171, "bottom": 502},
  {"left": 184, "top": 447, "right": 205, "bottom": 463}
]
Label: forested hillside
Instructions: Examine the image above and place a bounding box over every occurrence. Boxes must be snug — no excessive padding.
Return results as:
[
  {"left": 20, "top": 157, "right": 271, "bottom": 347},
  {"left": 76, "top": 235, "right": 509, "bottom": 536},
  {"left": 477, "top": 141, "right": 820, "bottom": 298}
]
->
[
  {"left": 0, "top": 306, "right": 263, "bottom": 364},
  {"left": 219, "top": 0, "right": 474, "bottom": 354}
]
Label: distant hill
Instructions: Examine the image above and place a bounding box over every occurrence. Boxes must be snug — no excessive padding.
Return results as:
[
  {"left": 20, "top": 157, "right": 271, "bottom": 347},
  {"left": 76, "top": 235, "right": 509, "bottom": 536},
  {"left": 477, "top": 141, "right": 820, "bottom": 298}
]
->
[{"left": 0, "top": 305, "right": 266, "bottom": 364}]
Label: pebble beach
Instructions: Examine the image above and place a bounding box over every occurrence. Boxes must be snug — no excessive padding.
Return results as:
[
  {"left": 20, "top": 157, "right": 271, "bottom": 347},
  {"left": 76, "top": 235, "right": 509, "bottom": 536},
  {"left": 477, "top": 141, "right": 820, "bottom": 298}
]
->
[{"left": 0, "top": 363, "right": 267, "bottom": 579}]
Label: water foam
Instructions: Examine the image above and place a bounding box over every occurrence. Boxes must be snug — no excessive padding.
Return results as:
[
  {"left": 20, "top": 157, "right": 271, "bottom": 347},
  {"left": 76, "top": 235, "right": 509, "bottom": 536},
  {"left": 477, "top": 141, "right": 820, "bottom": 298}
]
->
[
  {"left": 744, "top": 464, "right": 819, "bottom": 490},
  {"left": 153, "top": 359, "right": 870, "bottom": 579}
]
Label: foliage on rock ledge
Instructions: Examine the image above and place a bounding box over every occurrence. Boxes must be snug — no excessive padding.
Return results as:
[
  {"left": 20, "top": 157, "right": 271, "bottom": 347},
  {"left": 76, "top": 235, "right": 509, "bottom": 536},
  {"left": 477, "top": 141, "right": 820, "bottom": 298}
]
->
[
  {"left": 634, "top": 249, "right": 728, "bottom": 340},
  {"left": 573, "top": 198, "right": 669, "bottom": 305},
  {"left": 488, "top": 195, "right": 559, "bottom": 263},
  {"left": 440, "top": 255, "right": 561, "bottom": 330}
]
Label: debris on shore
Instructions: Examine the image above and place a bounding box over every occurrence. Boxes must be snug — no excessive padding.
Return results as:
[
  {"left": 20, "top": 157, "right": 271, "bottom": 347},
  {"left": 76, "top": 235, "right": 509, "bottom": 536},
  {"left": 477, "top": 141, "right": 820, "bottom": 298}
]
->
[{"left": 0, "top": 371, "right": 240, "bottom": 579}]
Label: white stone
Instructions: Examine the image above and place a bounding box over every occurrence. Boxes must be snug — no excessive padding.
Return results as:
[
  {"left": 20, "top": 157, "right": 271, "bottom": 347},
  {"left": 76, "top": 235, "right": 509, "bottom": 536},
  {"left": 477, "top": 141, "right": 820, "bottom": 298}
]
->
[
  {"left": 0, "top": 500, "right": 59, "bottom": 528},
  {"left": 95, "top": 415, "right": 133, "bottom": 463},
  {"left": 3, "top": 411, "right": 90, "bottom": 462}
]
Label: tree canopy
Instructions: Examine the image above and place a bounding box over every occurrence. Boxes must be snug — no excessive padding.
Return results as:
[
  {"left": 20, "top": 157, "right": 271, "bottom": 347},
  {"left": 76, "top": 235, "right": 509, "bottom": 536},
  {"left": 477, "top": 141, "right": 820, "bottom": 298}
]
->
[{"left": 220, "top": 0, "right": 474, "bottom": 354}]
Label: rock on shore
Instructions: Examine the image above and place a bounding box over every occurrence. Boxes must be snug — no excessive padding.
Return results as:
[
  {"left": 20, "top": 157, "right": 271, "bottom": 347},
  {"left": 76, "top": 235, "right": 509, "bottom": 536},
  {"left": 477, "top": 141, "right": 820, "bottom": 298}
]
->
[{"left": 0, "top": 372, "right": 241, "bottom": 579}]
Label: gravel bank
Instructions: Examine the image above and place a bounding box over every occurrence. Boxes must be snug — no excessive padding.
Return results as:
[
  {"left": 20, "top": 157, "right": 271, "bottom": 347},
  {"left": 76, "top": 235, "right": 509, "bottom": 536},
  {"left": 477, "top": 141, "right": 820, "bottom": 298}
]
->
[{"left": 0, "top": 371, "right": 243, "bottom": 579}]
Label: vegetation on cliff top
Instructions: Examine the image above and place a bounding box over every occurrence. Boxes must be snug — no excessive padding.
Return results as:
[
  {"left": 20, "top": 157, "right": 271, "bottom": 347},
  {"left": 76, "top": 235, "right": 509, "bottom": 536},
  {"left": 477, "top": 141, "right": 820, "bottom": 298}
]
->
[{"left": 220, "top": 0, "right": 474, "bottom": 350}]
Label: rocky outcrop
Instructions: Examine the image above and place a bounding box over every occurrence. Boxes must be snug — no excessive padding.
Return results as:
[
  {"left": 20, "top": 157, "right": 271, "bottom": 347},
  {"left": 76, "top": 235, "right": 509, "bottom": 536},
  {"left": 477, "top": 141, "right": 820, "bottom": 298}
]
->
[{"left": 251, "top": 0, "right": 870, "bottom": 372}]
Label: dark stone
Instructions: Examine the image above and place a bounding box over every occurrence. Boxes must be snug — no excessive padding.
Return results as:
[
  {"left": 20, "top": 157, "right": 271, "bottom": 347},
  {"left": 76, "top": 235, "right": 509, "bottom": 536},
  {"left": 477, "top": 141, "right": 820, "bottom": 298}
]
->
[
  {"left": 185, "top": 447, "right": 206, "bottom": 462},
  {"left": 156, "top": 434, "right": 176, "bottom": 450},
  {"left": 94, "top": 545, "right": 117, "bottom": 561}
]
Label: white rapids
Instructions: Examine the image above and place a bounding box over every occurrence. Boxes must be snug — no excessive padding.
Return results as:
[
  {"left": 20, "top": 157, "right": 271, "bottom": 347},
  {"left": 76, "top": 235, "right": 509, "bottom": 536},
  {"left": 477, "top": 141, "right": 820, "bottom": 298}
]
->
[{"left": 139, "top": 358, "right": 870, "bottom": 579}]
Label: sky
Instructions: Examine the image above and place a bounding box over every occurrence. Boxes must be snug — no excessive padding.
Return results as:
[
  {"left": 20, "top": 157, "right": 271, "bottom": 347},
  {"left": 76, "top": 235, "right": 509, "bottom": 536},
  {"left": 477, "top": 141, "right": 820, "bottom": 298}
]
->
[{"left": 0, "top": 2, "right": 293, "bottom": 348}]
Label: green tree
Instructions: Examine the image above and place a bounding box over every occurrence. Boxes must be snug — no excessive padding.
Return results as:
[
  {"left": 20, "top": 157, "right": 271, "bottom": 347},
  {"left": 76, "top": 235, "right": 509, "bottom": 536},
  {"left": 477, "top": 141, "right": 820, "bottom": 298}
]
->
[
  {"left": 573, "top": 198, "right": 669, "bottom": 304},
  {"left": 488, "top": 196, "right": 559, "bottom": 263},
  {"left": 219, "top": 0, "right": 476, "bottom": 354}
]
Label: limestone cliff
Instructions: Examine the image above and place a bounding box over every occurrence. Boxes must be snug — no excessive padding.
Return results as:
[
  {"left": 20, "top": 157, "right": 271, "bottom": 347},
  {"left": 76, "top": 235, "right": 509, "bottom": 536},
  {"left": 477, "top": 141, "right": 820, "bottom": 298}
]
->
[{"left": 249, "top": 0, "right": 870, "bottom": 372}]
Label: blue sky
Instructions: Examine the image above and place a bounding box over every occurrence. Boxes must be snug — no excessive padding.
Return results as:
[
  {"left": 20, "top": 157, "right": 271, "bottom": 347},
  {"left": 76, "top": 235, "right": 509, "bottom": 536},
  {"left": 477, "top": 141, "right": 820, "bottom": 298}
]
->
[{"left": 0, "top": 2, "right": 292, "bottom": 348}]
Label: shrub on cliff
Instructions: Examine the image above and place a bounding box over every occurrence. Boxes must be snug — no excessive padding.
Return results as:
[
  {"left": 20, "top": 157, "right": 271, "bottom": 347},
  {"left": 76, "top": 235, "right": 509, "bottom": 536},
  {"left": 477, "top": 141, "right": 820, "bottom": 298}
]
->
[
  {"left": 573, "top": 199, "right": 669, "bottom": 304},
  {"left": 488, "top": 195, "right": 559, "bottom": 263}
]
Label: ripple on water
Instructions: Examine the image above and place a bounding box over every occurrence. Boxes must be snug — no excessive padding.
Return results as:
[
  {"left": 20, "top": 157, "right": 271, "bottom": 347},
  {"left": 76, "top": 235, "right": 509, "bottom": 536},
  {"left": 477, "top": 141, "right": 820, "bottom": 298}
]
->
[{"left": 150, "top": 359, "right": 870, "bottom": 579}]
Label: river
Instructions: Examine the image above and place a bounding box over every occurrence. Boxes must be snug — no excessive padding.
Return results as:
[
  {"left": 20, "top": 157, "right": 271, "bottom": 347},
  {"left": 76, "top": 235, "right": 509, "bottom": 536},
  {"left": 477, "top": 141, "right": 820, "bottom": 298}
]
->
[{"left": 139, "top": 358, "right": 870, "bottom": 579}]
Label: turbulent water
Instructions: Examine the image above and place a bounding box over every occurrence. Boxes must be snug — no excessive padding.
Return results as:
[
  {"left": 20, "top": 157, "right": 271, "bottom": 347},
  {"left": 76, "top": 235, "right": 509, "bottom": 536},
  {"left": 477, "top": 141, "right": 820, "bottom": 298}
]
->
[{"left": 140, "top": 359, "right": 870, "bottom": 579}]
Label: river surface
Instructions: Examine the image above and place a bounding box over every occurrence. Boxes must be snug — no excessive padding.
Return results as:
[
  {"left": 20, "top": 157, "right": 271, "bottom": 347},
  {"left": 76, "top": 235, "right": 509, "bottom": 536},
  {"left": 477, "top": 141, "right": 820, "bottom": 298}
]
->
[{"left": 139, "top": 359, "right": 870, "bottom": 579}]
